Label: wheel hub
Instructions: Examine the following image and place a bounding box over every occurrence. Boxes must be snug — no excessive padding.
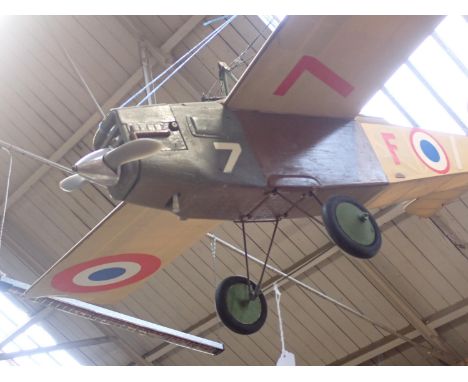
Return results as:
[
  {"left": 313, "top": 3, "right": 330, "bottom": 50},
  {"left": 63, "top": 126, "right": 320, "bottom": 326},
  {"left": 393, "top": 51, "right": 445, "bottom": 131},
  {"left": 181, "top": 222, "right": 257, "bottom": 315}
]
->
[
  {"left": 226, "top": 284, "right": 262, "bottom": 325},
  {"left": 335, "top": 202, "right": 376, "bottom": 246}
]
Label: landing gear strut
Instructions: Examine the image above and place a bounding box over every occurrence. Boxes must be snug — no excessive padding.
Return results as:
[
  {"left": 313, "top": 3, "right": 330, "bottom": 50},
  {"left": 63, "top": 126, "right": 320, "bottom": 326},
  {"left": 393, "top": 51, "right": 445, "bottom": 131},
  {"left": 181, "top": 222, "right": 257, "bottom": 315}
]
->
[
  {"left": 321, "top": 195, "right": 381, "bottom": 259},
  {"left": 215, "top": 193, "right": 382, "bottom": 335},
  {"left": 215, "top": 219, "right": 278, "bottom": 335}
]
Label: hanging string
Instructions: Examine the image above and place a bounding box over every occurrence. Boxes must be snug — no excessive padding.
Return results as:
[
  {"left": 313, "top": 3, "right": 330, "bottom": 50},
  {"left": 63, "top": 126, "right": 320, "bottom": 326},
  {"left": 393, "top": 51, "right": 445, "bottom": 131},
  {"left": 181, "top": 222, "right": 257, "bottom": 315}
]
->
[
  {"left": 0, "top": 149, "right": 13, "bottom": 277},
  {"left": 121, "top": 15, "right": 237, "bottom": 108},
  {"left": 274, "top": 284, "right": 286, "bottom": 353},
  {"left": 210, "top": 235, "right": 218, "bottom": 289}
]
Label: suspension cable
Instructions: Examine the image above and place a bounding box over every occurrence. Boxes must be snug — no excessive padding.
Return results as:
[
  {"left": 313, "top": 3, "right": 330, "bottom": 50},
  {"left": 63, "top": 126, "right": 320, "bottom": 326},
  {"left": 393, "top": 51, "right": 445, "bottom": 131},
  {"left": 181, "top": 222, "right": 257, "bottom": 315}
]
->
[
  {"left": 44, "top": 19, "right": 106, "bottom": 119},
  {"left": 0, "top": 149, "right": 13, "bottom": 276},
  {"left": 204, "top": 16, "right": 273, "bottom": 100},
  {"left": 137, "top": 16, "right": 237, "bottom": 106},
  {"left": 121, "top": 15, "right": 236, "bottom": 108}
]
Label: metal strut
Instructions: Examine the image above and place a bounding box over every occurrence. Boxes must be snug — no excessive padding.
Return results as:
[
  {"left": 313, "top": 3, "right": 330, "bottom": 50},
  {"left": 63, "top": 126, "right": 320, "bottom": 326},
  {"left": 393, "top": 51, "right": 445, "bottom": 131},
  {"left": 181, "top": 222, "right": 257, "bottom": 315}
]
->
[
  {"left": 240, "top": 218, "right": 280, "bottom": 300},
  {"left": 276, "top": 190, "right": 325, "bottom": 227}
]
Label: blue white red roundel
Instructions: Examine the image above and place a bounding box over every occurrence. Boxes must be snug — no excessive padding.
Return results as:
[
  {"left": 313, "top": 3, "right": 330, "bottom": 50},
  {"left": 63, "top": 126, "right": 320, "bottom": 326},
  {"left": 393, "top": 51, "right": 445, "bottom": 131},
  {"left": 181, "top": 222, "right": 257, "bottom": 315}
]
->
[
  {"left": 51, "top": 253, "right": 161, "bottom": 293},
  {"left": 410, "top": 129, "right": 450, "bottom": 174}
]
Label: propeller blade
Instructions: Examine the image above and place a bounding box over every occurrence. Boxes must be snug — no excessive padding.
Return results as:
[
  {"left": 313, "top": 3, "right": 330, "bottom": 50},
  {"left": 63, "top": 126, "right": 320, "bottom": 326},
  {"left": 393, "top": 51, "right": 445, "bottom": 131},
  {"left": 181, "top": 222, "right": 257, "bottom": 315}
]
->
[
  {"left": 60, "top": 139, "right": 161, "bottom": 191},
  {"left": 60, "top": 174, "right": 88, "bottom": 192},
  {"left": 103, "top": 139, "right": 162, "bottom": 171}
]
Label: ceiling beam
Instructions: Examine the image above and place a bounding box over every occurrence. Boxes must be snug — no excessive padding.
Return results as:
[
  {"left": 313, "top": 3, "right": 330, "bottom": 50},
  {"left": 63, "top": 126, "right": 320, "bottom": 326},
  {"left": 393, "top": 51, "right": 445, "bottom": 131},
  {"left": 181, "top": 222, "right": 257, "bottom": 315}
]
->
[
  {"left": 1, "top": 15, "right": 207, "bottom": 214},
  {"left": 358, "top": 261, "right": 460, "bottom": 364},
  {"left": 97, "top": 325, "right": 153, "bottom": 366},
  {"left": 330, "top": 297, "right": 468, "bottom": 365},
  {"left": 0, "top": 307, "right": 53, "bottom": 349},
  {"left": 117, "top": 16, "right": 202, "bottom": 101},
  {"left": 161, "top": 16, "right": 205, "bottom": 55},
  {"left": 0, "top": 67, "right": 145, "bottom": 213}
]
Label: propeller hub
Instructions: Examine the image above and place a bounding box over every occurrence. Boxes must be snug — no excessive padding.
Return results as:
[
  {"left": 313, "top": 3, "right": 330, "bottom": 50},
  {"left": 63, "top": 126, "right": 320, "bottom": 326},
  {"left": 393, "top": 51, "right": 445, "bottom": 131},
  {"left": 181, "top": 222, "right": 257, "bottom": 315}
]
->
[
  {"left": 60, "top": 138, "right": 162, "bottom": 192},
  {"left": 74, "top": 148, "right": 120, "bottom": 186}
]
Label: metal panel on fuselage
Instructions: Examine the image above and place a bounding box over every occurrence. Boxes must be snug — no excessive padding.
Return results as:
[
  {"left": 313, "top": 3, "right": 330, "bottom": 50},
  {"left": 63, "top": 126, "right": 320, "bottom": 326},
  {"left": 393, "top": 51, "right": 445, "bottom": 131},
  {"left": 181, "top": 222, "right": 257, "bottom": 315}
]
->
[{"left": 122, "top": 102, "right": 269, "bottom": 220}]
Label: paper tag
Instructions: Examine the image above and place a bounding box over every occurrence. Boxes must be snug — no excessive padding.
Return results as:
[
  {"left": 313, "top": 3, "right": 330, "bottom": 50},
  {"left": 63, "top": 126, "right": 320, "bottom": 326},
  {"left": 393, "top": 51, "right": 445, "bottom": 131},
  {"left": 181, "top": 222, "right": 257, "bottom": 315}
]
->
[{"left": 276, "top": 350, "right": 296, "bottom": 366}]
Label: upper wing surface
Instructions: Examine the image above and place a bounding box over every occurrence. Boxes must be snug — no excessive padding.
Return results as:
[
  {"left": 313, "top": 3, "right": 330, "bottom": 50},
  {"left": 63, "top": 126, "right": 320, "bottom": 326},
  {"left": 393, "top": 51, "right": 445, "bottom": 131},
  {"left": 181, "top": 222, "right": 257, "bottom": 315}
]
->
[{"left": 225, "top": 16, "right": 443, "bottom": 118}]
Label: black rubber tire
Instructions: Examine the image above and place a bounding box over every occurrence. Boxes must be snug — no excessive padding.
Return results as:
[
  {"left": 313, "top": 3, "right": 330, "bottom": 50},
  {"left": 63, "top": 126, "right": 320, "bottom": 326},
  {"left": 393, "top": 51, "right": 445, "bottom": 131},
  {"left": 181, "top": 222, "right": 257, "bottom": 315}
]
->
[
  {"left": 321, "top": 195, "right": 382, "bottom": 259},
  {"left": 215, "top": 276, "right": 267, "bottom": 335}
]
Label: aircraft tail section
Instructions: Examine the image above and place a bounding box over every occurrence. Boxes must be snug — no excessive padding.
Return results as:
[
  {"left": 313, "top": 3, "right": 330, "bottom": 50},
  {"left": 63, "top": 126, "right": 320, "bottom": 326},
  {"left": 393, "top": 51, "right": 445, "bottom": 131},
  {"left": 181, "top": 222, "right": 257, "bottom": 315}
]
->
[
  {"left": 405, "top": 189, "right": 466, "bottom": 218},
  {"left": 362, "top": 122, "right": 468, "bottom": 214}
]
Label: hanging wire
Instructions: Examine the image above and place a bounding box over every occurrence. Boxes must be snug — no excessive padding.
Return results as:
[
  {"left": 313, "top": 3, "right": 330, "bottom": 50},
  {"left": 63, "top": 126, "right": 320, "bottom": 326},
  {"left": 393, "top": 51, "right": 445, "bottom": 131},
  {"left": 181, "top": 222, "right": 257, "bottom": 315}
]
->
[
  {"left": 121, "top": 15, "right": 237, "bottom": 108},
  {"left": 274, "top": 284, "right": 286, "bottom": 353},
  {"left": 0, "top": 149, "right": 13, "bottom": 277},
  {"left": 44, "top": 19, "right": 106, "bottom": 120},
  {"left": 228, "top": 16, "right": 274, "bottom": 71},
  {"left": 210, "top": 235, "right": 218, "bottom": 289},
  {"left": 137, "top": 16, "right": 237, "bottom": 106},
  {"left": 120, "top": 19, "right": 224, "bottom": 107},
  {"left": 203, "top": 16, "right": 229, "bottom": 27},
  {"left": 203, "top": 16, "right": 274, "bottom": 100}
]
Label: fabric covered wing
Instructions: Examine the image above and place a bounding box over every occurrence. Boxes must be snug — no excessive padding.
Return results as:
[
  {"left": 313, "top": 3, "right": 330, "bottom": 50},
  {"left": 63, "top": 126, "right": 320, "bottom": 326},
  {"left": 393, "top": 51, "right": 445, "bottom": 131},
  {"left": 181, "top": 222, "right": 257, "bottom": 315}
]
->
[
  {"left": 405, "top": 189, "right": 467, "bottom": 218},
  {"left": 225, "top": 15, "right": 443, "bottom": 119},
  {"left": 25, "top": 203, "right": 217, "bottom": 304}
]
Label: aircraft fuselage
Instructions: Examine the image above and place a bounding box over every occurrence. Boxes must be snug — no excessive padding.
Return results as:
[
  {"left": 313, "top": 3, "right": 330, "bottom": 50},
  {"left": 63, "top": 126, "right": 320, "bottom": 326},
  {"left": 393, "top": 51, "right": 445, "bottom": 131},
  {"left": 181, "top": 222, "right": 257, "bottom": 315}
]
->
[
  {"left": 93, "top": 101, "right": 389, "bottom": 221},
  {"left": 94, "top": 101, "right": 468, "bottom": 221}
]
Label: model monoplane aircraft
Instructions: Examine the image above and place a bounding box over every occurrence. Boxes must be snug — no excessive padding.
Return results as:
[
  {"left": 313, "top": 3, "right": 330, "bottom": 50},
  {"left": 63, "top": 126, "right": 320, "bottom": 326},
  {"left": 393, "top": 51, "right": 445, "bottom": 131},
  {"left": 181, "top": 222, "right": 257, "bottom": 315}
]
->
[{"left": 5, "top": 15, "right": 460, "bottom": 336}]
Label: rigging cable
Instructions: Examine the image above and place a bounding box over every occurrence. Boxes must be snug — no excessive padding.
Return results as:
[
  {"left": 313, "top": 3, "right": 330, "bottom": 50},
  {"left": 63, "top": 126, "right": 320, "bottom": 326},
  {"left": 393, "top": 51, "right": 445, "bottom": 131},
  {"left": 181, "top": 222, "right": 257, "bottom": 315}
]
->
[
  {"left": 119, "top": 17, "right": 235, "bottom": 108},
  {"left": 136, "top": 15, "right": 237, "bottom": 106},
  {"left": 0, "top": 149, "right": 13, "bottom": 277},
  {"left": 44, "top": 18, "right": 106, "bottom": 120},
  {"left": 204, "top": 16, "right": 273, "bottom": 100}
]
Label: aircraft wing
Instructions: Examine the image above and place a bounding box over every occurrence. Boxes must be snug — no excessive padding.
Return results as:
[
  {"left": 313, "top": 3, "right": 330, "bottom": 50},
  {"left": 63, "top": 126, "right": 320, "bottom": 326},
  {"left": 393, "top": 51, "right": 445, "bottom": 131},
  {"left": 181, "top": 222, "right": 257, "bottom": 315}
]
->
[
  {"left": 404, "top": 189, "right": 467, "bottom": 218},
  {"left": 25, "top": 203, "right": 217, "bottom": 304},
  {"left": 225, "top": 15, "right": 443, "bottom": 119}
]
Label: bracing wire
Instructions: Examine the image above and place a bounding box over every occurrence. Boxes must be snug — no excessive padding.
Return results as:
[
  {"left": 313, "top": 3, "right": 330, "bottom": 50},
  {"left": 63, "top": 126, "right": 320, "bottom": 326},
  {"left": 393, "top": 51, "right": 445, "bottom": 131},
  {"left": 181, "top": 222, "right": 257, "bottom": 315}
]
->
[
  {"left": 0, "top": 149, "right": 13, "bottom": 277},
  {"left": 136, "top": 15, "right": 237, "bottom": 106},
  {"left": 204, "top": 16, "right": 273, "bottom": 100},
  {"left": 62, "top": 47, "right": 106, "bottom": 119},
  {"left": 120, "top": 16, "right": 237, "bottom": 108},
  {"left": 228, "top": 16, "right": 274, "bottom": 71},
  {"left": 120, "top": 22, "right": 226, "bottom": 108},
  {"left": 44, "top": 19, "right": 106, "bottom": 120}
]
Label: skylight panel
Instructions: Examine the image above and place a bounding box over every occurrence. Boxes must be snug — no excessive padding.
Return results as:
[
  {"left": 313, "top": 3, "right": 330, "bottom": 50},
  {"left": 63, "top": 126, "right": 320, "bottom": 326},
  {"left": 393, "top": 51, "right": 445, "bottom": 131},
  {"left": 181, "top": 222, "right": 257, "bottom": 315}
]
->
[
  {"left": 384, "top": 63, "right": 465, "bottom": 134},
  {"left": 435, "top": 15, "right": 468, "bottom": 71},
  {"left": 409, "top": 35, "right": 468, "bottom": 129},
  {"left": 259, "top": 15, "right": 285, "bottom": 31},
  {"left": 360, "top": 90, "right": 413, "bottom": 127},
  {"left": 0, "top": 293, "right": 80, "bottom": 365}
]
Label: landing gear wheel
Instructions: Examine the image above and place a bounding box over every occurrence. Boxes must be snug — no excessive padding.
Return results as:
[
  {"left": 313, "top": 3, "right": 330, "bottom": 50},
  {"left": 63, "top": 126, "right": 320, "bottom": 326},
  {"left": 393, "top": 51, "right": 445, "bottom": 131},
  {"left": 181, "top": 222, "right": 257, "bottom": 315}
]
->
[
  {"left": 215, "top": 276, "right": 267, "bottom": 335},
  {"left": 322, "top": 195, "right": 381, "bottom": 259}
]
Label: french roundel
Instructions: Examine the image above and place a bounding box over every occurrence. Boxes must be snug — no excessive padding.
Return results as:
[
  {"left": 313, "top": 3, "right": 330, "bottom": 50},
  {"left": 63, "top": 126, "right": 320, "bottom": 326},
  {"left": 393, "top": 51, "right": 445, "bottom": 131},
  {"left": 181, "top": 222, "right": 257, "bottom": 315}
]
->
[
  {"left": 51, "top": 253, "right": 161, "bottom": 293},
  {"left": 410, "top": 129, "right": 450, "bottom": 174}
]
